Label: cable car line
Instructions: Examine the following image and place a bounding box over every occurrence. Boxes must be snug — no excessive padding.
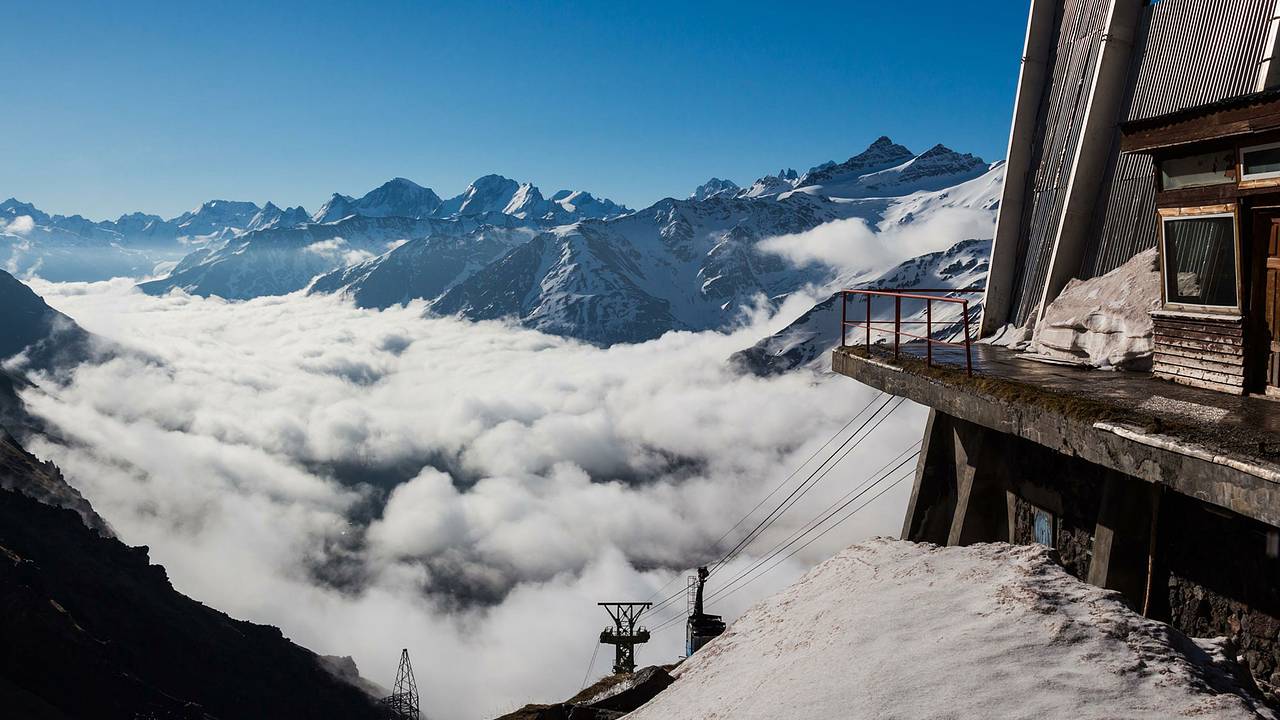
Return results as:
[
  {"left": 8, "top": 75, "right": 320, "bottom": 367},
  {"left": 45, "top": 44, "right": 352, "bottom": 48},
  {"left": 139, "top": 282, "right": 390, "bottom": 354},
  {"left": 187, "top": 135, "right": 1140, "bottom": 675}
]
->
[
  {"left": 638, "top": 393, "right": 884, "bottom": 605},
  {"left": 641, "top": 395, "right": 902, "bottom": 622},
  {"left": 638, "top": 394, "right": 893, "bottom": 619},
  {"left": 647, "top": 463, "right": 916, "bottom": 636}
]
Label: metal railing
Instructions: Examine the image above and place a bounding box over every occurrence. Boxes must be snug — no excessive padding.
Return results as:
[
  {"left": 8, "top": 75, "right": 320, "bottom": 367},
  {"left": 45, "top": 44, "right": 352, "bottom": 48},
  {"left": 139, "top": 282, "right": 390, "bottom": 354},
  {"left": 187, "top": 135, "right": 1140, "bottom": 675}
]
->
[{"left": 839, "top": 288, "right": 983, "bottom": 375}]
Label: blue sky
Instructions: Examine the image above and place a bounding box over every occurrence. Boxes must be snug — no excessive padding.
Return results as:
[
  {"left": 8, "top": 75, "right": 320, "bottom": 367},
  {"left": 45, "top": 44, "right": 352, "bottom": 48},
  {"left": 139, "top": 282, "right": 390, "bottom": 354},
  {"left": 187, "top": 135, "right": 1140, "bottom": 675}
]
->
[{"left": 3, "top": 1, "right": 1027, "bottom": 220}]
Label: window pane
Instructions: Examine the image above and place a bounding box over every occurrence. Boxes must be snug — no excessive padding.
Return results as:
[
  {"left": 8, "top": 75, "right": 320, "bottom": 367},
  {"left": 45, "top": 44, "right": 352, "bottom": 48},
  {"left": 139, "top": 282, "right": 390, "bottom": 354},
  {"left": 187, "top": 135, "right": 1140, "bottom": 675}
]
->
[
  {"left": 1159, "top": 151, "right": 1234, "bottom": 190},
  {"left": 1242, "top": 145, "right": 1280, "bottom": 178},
  {"left": 1163, "top": 216, "right": 1237, "bottom": 307}
]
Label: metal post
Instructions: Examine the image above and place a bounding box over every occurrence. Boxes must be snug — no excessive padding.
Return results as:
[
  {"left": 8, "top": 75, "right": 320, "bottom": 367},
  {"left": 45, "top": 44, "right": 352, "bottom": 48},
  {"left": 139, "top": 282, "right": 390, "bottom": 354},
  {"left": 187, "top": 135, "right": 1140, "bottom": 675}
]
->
[
  {"left": 865, "top": 292, "right": 871, "bottom": 349},
  {"left": 894, "top": 296, "right": 901, "bottom": 360},
  {"left": 926, "top": 300, "right": 933, "bottom": 368},
  {"left": 962, "top": 300, "right": 973, "bottom": 376},
  {"left": 840, "top": 292, "right": 847, "bottom": 347}
]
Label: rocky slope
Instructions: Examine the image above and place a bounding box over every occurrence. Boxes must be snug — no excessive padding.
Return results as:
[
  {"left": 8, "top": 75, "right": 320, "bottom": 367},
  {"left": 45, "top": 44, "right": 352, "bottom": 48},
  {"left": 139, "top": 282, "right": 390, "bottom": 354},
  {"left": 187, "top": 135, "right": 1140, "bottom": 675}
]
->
[
  {"left": 0, "top": 269, "right": 93, "bottom": 373},
  {"left": 0, "top": 445, "right": 386, "bottom": 719}
]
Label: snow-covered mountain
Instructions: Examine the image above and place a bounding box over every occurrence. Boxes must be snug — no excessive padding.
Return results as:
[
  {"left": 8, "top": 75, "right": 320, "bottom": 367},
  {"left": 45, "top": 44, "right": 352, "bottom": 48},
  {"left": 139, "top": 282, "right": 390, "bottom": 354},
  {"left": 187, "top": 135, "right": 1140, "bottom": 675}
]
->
[
  {"left": 738, "top": 169, "right": 799, "bottom": 199},
  {"left": 246, "top": 202, "right": 311, "bottom": 232},
  {"left": 1, "top": 197, "right": 267, "bottom": 281},
  {"left": 428, "top": 192, "right": 852, "bottom": 344},
  {"left": 690, "top": 178, "right": 741, "bottom": 201},
  {"left": 8, "top": 135, "right": 1001, "bottom": 350},
  {"left": 731, "top": 238, "right": 992, "bottom": 375},
  {"left": 434, "top": 175, "right": 630, "bottom": 223},
  {"left": 132, "top": 174, "right": 631, "bottom": 298},
  {"left": 312, "top": 178, "right": 442, "bottom": 223},
  {"left": 306, "top": 225, "right": 536, "bottom": 308},
  {"left": 298, "top": 138, "right": 1001, "bottom": 345},
  {"left": 137, "top": 214, "right": 518, "bottom": 300},
  {"left": 791, "top": 141, "right": 988, "bottom": 199}
]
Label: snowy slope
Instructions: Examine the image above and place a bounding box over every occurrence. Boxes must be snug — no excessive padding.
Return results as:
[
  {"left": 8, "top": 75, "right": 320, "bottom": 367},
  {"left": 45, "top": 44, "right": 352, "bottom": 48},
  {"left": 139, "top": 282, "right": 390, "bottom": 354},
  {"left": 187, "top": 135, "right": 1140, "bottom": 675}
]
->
[
  {"left": 306, "top": 225, "right": 537, "bottom": 308},
  {"left": 1, "top": 197, "right": 265, "bottom": 281},
  {"left": 789, "top": 142, "right": 989, "bottom": 200},
  {"left": 733, "top": 238, "right": 991, "bottom": 374},
  {"left": 429, "top": 192, "right": 861, "bottom": 344},
  {"left": 137, "top": 215, "right": 509, "bottom": 299},
  {"left": 628, "top": 539, "right": 1275, "bottom": 720}
]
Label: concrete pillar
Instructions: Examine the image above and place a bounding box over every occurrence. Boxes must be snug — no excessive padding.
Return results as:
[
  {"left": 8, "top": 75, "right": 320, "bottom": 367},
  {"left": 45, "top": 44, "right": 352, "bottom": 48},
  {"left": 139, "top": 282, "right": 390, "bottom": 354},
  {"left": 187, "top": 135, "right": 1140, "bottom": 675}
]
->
[
  {"left": 901, "top": 410, "right": 958, "bottom": 544},
  {"left": 1034, "top": 0, "right": 1144, "bottom": 323},
  {"left": 1087, "top": 472, "right": 1156, "bottom": 609},
  {"left": 980, "top": 0, "right": 1058, "bottom": 337},
  {"left": 947, "top": 419, "right": 1011, "bottom": 546}
]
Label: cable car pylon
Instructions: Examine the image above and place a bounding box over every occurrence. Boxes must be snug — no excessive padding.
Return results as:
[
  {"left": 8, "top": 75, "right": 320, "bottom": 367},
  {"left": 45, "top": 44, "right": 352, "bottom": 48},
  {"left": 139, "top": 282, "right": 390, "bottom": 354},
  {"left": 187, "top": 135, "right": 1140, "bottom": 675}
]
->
[{"left": 598, "top": 602, "right": 652, "bottom": 674}]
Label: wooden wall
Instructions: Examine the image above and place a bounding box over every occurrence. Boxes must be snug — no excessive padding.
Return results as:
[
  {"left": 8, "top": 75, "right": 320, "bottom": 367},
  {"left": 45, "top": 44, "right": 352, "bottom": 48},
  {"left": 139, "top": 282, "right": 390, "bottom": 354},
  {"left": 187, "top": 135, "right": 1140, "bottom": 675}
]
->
[{"left": 1151, "top": 310, "right": 1245, "bottom": 394}]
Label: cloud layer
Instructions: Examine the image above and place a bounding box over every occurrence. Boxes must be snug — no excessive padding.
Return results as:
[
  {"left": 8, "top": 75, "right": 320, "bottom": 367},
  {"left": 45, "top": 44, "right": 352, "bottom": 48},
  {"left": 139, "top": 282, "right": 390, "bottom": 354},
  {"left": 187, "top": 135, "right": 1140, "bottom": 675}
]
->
[
  {"left": 20, "top": 279, "right": 924, "bottom": 719},
  {"left": 758, "top": 207, "right": 996, "bottom": 277}
]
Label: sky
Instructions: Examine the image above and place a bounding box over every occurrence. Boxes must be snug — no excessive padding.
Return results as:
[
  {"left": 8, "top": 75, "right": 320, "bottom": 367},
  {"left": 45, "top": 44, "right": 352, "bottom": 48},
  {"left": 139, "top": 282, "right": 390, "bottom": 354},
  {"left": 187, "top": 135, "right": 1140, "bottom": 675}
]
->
[{"left": 1, "top": 1, "right": 1026, "bottom": 221}]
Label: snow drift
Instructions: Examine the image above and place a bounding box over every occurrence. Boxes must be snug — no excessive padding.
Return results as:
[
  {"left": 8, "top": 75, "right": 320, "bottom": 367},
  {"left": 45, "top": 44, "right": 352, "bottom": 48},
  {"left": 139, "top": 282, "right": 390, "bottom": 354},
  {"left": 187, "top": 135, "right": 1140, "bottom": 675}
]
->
[
  {"left": 627, "top": 539, "right": 1275, "bottom": 720},
  {"left": 1024, "top": 248, "right": 1161, "bottom": 369}
]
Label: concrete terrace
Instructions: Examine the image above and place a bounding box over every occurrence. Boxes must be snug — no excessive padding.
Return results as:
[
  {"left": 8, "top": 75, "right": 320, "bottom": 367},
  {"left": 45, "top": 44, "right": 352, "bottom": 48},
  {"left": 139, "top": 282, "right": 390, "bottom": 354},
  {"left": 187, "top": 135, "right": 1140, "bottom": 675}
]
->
[{"left": 832, "top": 343, "right": 1280, "bottom": 527}]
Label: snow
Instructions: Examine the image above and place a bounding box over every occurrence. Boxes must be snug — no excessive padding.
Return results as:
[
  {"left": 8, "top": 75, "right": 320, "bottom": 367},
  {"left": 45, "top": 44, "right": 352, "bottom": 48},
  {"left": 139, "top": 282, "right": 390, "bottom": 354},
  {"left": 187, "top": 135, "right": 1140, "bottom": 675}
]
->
[
  {"left": 1025, "top": 248, "right": 1161, "bottom": 369},
  {"left": 628, "top": 539, "right": 1276, "bottom": 720}
]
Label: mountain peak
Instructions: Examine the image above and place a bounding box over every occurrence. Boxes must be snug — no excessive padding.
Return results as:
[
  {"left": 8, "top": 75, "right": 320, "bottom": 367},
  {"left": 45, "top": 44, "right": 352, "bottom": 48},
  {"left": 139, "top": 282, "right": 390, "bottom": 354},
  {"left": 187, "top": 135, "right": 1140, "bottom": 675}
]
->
[{"left": 690, "top": 178, "right": 740, "bottom": 202}]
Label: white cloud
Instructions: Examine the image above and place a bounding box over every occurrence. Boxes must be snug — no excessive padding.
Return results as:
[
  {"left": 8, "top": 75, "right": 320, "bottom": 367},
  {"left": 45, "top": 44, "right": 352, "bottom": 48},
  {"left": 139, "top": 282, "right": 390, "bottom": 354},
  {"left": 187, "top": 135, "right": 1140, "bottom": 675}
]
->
[
  {"left": 2, "top": 214, "right": 36, "bottom": 236},
  {"left": 758, "top": 207, "right": 996, "bottom": 278},
  {"left": 18, "top": 280, "right": 924, "bottom": 719}
]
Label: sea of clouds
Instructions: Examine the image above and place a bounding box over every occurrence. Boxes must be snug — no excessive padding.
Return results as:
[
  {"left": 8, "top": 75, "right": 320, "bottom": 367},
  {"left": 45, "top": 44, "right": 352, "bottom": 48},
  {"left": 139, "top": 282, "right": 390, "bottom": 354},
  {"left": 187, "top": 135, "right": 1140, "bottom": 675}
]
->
[{"left": 19, "top": 279, "right": 925, "bottom": 719}]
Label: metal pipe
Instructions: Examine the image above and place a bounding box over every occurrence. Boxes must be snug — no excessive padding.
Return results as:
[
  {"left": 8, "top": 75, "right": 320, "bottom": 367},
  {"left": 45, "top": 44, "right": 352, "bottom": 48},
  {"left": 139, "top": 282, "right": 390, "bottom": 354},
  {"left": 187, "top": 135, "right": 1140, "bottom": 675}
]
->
[
  {"left": 840, "top": 291, "right": 847, "bottom": 347},
  {"left": 865, "top": 292, "right": 871, "bottom": 348},
  {"left": 926, "top": 300, "right": 933, "bottom": 368},
  {"left": 963, "top": 300, "right": 973, "bottom": 376},
  {"left": 894, "top": 296, "right": 901, "bottom": 359}
]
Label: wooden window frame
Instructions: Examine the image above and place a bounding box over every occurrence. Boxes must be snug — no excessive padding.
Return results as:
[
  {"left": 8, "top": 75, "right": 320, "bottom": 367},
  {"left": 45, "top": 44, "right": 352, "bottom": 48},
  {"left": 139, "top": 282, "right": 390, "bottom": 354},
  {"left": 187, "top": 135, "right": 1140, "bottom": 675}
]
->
[
  {"left": 1240, "top": 140, "right": 1280, "bottom": 189},
  {"left": 1157, "top": 205, "right": 1244, "bottom": 315}
]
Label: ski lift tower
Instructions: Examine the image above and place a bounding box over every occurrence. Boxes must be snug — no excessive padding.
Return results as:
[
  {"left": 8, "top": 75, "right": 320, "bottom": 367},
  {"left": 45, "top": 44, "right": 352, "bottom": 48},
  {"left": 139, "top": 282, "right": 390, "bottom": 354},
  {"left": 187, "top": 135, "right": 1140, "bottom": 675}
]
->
[
  {"left": 598, "top": 602, "right": 652, "bottom": 674},
  {"left": 380, "top": 648, "right": 421, "bottom": 719}
]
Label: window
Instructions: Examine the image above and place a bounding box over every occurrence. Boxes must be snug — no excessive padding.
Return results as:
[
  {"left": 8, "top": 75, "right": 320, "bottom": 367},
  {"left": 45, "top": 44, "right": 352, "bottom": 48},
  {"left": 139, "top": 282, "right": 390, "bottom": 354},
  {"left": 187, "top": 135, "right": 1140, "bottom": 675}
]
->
[
  {"left": 1241, "top": 141, "right": 1280, "bottom": 182},
  {"left": 1161, "top": 213, "right": 1239, "bottom": 309},
  {"left": 1159, "top": 150, "right": 1234, "bottom": 190}
]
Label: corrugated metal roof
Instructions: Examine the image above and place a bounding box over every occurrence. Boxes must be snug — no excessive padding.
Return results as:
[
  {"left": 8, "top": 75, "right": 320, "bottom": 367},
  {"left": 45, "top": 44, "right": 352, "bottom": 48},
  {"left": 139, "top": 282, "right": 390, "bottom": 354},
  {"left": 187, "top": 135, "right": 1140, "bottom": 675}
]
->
[
  {"left": 1007, "top": 0, "right": 1111, "bottom": 327},
  {"left": 1126, "top": 0, "right": 1275, "bottom": 122}
]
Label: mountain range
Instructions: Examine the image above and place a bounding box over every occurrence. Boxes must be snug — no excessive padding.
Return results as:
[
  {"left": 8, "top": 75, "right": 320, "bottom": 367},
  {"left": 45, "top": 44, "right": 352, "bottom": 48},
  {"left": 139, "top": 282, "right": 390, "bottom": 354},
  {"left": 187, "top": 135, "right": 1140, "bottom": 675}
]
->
[{"left": 4, "top": 137, "right": 1000, "bottom": 346}]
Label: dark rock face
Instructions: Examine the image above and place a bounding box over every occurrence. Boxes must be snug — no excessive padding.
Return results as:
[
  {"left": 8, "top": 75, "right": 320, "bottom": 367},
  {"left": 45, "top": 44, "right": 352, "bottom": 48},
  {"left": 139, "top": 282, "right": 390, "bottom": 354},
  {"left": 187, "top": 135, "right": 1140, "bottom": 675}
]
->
[
  {"left": 0, "top": 473, "right": 385, "bottom": 719},
  {"left": 0, "top": 429, "right": 110, "bottom": 535},
  {"left": 493, "top": 666, "right": 676, "bottom": 720},
  {"left": 583, "top": 666, "right": 674, "bottom": 714},
  {"left": 0, "top": 269, "right": 92, "bottom": 372}
]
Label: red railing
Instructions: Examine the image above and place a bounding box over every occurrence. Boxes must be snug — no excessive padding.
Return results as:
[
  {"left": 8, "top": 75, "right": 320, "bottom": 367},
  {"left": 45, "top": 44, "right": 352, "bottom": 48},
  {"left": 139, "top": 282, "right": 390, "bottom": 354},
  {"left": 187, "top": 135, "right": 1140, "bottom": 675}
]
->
[{"left": 839, "top": 289, "right": 983, "bottom": 376}]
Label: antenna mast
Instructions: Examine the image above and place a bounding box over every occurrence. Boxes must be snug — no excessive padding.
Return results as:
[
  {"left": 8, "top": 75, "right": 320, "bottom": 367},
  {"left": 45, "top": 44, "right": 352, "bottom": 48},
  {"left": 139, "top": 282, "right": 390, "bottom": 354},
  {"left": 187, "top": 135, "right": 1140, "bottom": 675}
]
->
[{"left": 598, "top": 602, "right": 652, "bottom": 674}]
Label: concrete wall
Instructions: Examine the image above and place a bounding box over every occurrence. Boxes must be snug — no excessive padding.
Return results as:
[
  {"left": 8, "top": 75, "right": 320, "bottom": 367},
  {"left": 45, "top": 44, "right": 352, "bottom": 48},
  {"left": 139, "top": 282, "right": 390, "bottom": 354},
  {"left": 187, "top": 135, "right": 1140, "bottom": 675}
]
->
[
  {"left": 982, "top": 0, "right": 1059, "bottom": 336},
  {"left": 903, "top": 410, "right": 1280, "bottom": 694}
]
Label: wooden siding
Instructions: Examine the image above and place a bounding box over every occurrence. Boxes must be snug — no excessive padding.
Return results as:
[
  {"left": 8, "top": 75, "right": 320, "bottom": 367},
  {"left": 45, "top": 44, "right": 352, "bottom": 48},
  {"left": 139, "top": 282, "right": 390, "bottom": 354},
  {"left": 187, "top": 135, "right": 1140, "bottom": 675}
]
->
[{"left": 1152, "top": 311, "right": 1246, "bottom": 394}]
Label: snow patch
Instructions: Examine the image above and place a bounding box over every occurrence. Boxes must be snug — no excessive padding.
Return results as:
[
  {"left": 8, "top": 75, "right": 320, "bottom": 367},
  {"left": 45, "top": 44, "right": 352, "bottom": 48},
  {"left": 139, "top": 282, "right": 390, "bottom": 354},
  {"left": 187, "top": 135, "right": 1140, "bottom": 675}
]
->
[{"left": 1024, "top": 248, "right": 1161, "bottom": 369}]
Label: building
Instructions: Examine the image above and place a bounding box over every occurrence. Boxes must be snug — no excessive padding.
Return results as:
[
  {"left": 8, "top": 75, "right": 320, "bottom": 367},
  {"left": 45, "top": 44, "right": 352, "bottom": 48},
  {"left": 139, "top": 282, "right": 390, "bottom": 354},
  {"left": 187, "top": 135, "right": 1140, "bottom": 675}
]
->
[{"left": 833, "top": 0, "right": 1280, "bottom": 693}]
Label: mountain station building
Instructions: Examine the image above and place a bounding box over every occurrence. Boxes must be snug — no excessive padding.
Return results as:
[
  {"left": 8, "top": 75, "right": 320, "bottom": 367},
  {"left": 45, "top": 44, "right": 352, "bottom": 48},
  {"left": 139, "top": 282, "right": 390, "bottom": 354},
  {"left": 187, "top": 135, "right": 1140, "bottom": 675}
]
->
[{"left": 834, "top": 0, "right": 1280, "bottom": 692}]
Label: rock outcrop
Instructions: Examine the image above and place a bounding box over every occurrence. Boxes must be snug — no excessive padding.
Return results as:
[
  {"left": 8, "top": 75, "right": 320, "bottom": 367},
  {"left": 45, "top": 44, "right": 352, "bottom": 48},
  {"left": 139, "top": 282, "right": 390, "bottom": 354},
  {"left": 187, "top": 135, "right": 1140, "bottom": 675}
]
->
[{"left": 0, "top": 436, "right": 386, "bottom": 720}]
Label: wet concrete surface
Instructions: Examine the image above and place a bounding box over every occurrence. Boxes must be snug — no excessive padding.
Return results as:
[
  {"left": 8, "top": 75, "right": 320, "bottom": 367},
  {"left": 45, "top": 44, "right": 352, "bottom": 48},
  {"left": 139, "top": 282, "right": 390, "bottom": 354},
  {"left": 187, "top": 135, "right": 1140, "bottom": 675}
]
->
[{"left": 854, "top": 342, "right": 1280, "bottom": 463}]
